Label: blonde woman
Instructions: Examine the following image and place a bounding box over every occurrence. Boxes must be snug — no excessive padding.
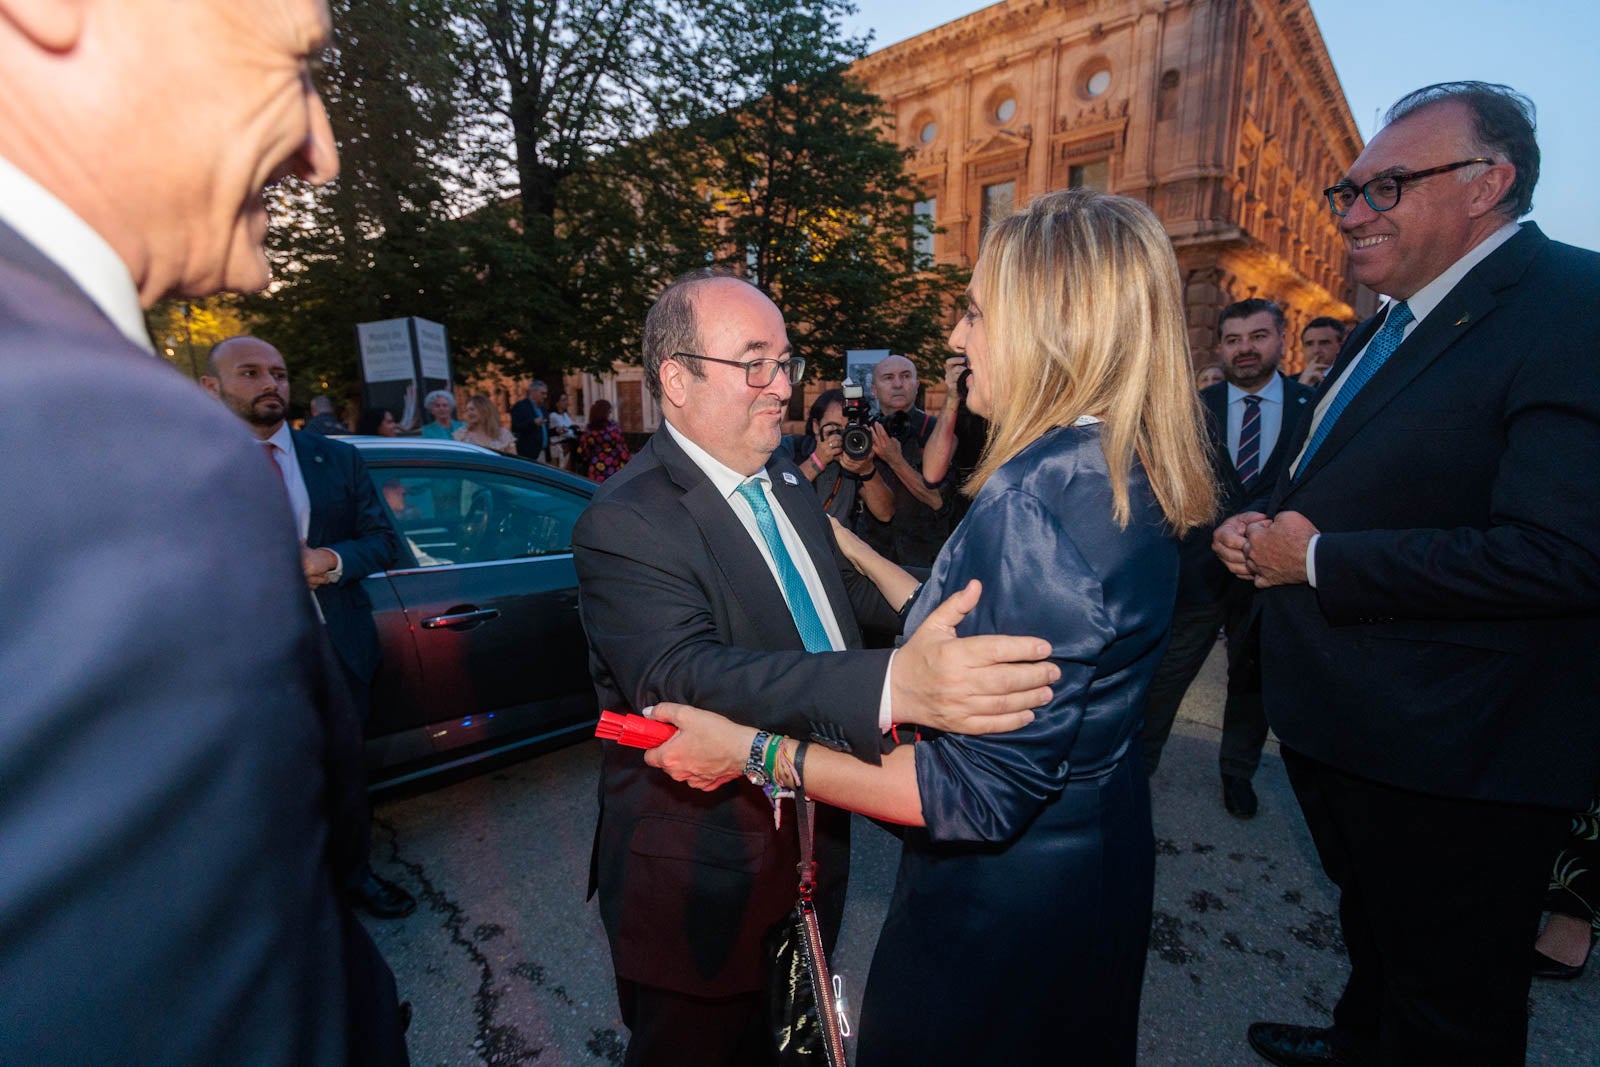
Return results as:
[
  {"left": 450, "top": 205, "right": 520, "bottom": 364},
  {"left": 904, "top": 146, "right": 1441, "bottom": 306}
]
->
[
  {"left": 452, "top": 395, "right": 517, "bottom": 455},
  {"left": 644, "top": 189, "right": 1214, "bottom": 1064}
]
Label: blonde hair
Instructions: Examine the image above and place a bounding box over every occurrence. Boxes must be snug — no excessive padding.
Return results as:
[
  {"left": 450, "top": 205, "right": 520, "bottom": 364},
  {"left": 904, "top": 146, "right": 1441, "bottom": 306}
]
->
[
  {"left": 966, "top": 189, "right": 1215, "bottom": 533},
  {"left": 464, "top": 394, "right": 504, "bottom": 432}
]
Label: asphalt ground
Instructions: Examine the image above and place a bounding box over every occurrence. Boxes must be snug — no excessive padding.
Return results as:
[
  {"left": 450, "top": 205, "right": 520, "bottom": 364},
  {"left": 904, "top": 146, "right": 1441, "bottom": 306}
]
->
[{"left": 367, "top": 641, "right": 1599, "bottom": 1065}]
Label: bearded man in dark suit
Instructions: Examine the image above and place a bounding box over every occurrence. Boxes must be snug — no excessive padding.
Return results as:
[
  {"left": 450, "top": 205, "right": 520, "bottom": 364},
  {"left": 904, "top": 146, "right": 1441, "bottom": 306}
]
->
[
  {"left": 572, "top": 270, "right": 1058, "bottom": 1067},
  {"left": 1139, "top": 298, "right": 1315, "bottom": 818},
  {"left": 1214, "top": 83, "right": 1600, "bottom": 1066},
  {"left": 0, "top": 0, "right": 408, "bottom": 1062},
  {"left": 203, "top": 336, "right": 413, "bottom": 920}
]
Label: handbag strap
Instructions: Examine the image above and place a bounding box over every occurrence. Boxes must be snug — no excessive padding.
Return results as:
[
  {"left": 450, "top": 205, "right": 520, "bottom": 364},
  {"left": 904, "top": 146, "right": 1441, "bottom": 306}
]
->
[{"left": 795, "top": 788, "right": 817, "bottom": 899}]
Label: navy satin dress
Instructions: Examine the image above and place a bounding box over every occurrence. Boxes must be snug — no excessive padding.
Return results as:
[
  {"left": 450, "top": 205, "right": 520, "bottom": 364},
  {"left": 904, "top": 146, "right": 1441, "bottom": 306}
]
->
[{"left": 855, "top": 423, "right": 1175, "bottom": 1067}]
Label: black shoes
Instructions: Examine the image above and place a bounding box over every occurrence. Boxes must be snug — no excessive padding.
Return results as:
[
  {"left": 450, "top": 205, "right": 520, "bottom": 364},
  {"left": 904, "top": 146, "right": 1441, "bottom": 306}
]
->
[
  {"left": 1247, "top": 1022, "right": 1359, "bottom": 1066},
  {"left": 349, "top": 867, "right": 417, "bottom": 919},
  {"left": 1223, "top": 774, "right": 1259, "bottom": 819},
  {"left": 1531, "top": 943, "right": 1591, "bottom": 980}
]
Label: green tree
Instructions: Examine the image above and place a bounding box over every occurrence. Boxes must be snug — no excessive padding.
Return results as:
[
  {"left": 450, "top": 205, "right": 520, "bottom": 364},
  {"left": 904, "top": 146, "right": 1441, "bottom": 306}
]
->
[{"left": 564, "top": 0, "right": 959, "bottom": 380}]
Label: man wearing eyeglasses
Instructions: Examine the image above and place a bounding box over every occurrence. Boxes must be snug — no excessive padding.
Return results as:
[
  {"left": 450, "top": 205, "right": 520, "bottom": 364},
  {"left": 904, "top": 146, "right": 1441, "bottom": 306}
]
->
[
  {"left": 1211, "top": 82, "right": 1600, "bottom": 1066},
  {"left": 571, "top": 269, "right": 1058, "bottom": 1066}
]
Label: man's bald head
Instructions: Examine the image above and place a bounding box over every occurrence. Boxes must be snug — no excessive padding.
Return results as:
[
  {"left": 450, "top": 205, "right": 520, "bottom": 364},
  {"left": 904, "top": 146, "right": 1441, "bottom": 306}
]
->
[
  {"left": 201, "top": 336, "right": 290, "bottom": 438},
  {"left": 0, "top": 0, "right": 338, "bottom": 306},
  {"left": 872, "top": 355, "right": 919, "bottom": 415}
]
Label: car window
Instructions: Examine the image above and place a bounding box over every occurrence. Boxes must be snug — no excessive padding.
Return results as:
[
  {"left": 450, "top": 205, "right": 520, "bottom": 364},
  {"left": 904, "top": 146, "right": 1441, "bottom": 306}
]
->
[{"left": 372, "top": 466, "right": 588, "bottom": 566}]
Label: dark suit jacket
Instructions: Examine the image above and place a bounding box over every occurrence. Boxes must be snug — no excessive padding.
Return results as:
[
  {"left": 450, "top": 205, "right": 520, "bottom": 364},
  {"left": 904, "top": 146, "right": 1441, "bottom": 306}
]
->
[
  {"left": 1257, "top": 224, "right": 1600, "bottom": 809},
  {"left": 572, "top": 428, "right": 900, "bottom": 997},
  {"left": 0, "top": 221, "right": 382, "bottom": 1062},
  {"left": 509, "top": 398, "right": 546, "bottom": 459},
  {"left": 1176, "top": 375, "right": 1316, "bottom": 606},
  {"left": 292, "top": 428, "right": 400, "bottom": 686}
]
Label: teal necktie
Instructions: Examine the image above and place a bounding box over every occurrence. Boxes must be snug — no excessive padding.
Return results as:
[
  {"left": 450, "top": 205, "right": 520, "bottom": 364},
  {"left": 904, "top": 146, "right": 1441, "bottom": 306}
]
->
[
  {"left": 735, "top": 479, "right": 832, "bottom": 653},
  {"left": 1296, "top": 301, "right": 1414, "bottom": 477}
]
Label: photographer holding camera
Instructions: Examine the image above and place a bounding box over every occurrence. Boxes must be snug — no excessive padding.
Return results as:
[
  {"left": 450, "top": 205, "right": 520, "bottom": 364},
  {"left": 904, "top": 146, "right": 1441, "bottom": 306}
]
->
[
  {"left": 781, "top": 388, "right": 895, "bottom": 523},
  {"left": 856, "top": 355, "right": 953, "bottom": 568}
]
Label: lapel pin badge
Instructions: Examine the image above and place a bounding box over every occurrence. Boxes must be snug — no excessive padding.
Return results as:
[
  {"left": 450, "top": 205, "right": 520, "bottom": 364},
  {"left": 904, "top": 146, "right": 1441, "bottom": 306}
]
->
[
  {"left": 1453, "top": 313, "right": 1470, "bottom": 326},
  {"left": 782, "top": 472, "right": 798, "bottom": 486}
]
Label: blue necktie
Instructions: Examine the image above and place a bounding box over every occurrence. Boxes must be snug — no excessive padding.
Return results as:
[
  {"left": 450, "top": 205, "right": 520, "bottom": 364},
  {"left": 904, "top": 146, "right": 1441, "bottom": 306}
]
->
[
  {"left": 735, "top": 480, "right": 832, "bottom": 653},
  {"left": 1235, "top": 395, "right": 1262, "bottom": 486},
  {"left": 1296, "top": 301, "right": 1414, "bottom": 477}
]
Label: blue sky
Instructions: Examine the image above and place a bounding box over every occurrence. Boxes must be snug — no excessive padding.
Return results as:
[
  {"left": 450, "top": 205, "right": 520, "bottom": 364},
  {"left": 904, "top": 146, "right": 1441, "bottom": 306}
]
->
[{"left": 845, "top": 0, "right": 1599, "bottom": 252}]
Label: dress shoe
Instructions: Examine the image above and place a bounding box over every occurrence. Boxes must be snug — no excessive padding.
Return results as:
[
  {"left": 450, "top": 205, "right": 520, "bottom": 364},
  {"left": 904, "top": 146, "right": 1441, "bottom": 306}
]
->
[
  {"left": 349, "top": 868, "right": 417, "bottom": 919},
  {"left": 1531, "top": 943, "right": 1590, "bottom": 980},
  {"left": 1247, "top": 1022, "right": 1360, "bottom": 1066},
  {"left": 1223, "top": 774, "right": 1259, "bottom": 819}
]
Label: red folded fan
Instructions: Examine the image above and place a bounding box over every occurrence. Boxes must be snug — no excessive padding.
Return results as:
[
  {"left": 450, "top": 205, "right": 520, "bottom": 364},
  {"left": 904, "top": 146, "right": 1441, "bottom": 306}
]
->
[{"left": 596, "top": 709, "right": 677, "bottom": 749}]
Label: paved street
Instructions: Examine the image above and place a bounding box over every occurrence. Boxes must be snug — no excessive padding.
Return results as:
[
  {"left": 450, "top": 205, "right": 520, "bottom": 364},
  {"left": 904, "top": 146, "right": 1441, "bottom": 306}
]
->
[{"left": 367, "top": 643, "right": 1599, "bottom": 1065}]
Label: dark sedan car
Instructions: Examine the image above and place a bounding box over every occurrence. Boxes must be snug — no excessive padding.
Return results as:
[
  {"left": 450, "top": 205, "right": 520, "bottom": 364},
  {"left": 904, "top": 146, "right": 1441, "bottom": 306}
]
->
[{"left": 348, "top": 437, "right": 599, "bottom": 788}]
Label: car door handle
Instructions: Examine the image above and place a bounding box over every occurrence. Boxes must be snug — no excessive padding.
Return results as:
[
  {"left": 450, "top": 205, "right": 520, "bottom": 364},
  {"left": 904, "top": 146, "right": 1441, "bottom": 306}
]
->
[{"left": 421, "top": 608, "right": 501, "bottom": 630}]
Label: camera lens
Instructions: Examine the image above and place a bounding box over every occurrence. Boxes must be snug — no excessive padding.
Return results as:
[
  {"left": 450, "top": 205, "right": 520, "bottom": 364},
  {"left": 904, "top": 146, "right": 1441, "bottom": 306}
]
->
[{"left": 842, "top": 426, "right": 873, "bottom": 460}]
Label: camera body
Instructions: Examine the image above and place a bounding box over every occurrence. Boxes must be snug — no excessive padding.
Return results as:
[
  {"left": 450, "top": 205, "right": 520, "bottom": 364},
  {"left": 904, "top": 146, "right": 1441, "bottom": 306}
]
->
[
  {"left": 840, "top": 378, "right": 912, "bottom": 460},
  {"left": 840, "top": 379, "right": 875, "bottom": 460}
]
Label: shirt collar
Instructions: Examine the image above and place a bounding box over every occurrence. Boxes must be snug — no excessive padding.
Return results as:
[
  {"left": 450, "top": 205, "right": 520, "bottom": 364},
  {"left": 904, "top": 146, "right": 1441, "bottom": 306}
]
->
[
  {"left": 1398, "top": 221, "right": 1521, "bottom": 327},
  {"left": 265, "top": 421, "right": 296, "bottom": 456},
  {"left": 662, "top": 419, "right": 770, "bottom": 501},
  {"left": 1227, "top": 373, "right": 1284, "bottom": 405},
  {"left": 0, "top": 153, "right": 154, "bottom": 354}
]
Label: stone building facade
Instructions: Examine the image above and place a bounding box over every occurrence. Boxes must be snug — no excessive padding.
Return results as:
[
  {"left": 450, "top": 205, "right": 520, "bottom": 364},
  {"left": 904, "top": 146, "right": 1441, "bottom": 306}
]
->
[{"left": 852, "top": 0, "right": 1373, "bottom": 372}]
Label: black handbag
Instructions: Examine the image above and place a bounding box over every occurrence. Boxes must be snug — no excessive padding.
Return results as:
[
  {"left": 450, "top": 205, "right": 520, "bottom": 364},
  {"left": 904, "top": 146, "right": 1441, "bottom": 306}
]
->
[{"left": 765, "top": 791, "right": 849, "bottom": 1067}]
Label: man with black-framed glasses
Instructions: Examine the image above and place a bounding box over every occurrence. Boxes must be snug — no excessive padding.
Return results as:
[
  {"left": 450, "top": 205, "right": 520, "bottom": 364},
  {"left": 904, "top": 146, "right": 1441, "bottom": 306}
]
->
[
  {"left": 1210, "top": 82, "right": 1600, "bottom": 1067},
  {"left": 572, "top": 269, "right": 1058, "bottom": 1066}
]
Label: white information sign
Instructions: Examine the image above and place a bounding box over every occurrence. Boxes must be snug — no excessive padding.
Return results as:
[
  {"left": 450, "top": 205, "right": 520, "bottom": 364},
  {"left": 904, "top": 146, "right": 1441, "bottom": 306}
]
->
[
  {"left": 414, "top": 318, "right": 450, "bottom": 381},
  {"left": 356, "top": 319, "right": 416, "bottom": 383}
]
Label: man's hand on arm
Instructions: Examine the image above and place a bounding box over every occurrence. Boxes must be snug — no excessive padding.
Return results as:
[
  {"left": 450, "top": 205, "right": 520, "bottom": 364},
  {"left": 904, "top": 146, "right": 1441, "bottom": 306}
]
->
[
  {"left": 1212, "top": 511, "right": 1268, "bottom": 580},
  {"left": 890, "top": 579, "right": 1058, "bottom": 735},
  {"left": 1244, "top": 511, "right": 1318, "bottom": 588}
]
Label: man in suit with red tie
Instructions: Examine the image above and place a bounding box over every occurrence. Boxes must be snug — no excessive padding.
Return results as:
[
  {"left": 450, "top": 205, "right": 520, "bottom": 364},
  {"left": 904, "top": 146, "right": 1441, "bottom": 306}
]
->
[
  {"left": 1215, "top": 83, "right": 1600, "bottom": 1066},
  {"left": 1139, "top": 299, "right": 1314, "bottom": 818},
  {"left": 204, "top": 335, "right": 415, "bottom": 921}
]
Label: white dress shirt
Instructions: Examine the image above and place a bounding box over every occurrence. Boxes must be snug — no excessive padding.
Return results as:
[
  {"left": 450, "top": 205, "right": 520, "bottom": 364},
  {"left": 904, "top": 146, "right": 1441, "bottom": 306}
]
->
[
  {"left": 0, "top": 153, "right": 153, "bottom": 353},
  {"left": 1226, "top": 373, "right": 1285, "bottom": 469},
  {"left": 262, "top": 423, "right": 314, "bottom": 543},
  {"left": 1299, "top": 222, "right": 1522, "bottom": 586}
]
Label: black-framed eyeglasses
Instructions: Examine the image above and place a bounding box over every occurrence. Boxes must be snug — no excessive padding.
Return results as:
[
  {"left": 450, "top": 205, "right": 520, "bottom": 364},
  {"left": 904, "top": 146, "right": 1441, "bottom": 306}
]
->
[
  {"left": 1323, "top": 158, "right": 1494, "bottom": 216},
  {"left": 670, "top": 352, "right": 807, "bottom": 388}
]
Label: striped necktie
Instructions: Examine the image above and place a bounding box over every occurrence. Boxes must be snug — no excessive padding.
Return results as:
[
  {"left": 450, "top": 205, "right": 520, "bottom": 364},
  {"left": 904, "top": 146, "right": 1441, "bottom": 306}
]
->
[
  {"left": 735, "top": 480, "right": 832, "bottom": 653},
  {"left": 1235, "top": 395, "right": 1262, "bottom": 486},
  {"left": 1296, "top": 301, "right": 1414, "bottom": 477}
]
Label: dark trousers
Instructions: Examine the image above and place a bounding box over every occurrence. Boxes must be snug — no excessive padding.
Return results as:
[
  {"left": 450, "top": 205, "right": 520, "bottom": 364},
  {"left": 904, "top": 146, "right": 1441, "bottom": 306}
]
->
[
  {"left": 1281, "top": 747, "right": 1570, "bottom": 1065},
  {"left": 616, "top": 979, "right": 775, "bottom": 1067},
  {"left": 1139, "top": 586, "right": 1266, "bottom": 780}
]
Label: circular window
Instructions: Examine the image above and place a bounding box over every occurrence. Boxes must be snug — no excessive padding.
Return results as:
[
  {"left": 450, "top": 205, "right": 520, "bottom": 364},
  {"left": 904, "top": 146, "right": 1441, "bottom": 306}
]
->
[
  {"left": 995, "top": 98, "right": 1017, "bottom": 123},
  {"left": 920, "top": 121, "right": 937, "bottom": 144},
  {"left": 1086, "top": 69, "right": 1111, "bottom": 97}
]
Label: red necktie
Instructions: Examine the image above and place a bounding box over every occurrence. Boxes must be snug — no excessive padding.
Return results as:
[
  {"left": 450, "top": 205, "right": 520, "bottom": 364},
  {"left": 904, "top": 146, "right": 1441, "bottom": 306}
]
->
[{"left": 262, "top": 441, "right": 287, "bottom": 487}]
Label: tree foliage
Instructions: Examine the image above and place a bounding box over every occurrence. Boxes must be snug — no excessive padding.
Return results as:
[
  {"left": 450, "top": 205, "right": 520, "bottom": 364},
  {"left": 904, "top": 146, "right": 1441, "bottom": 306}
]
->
[{"left": 247, "top": 0, "right": 957, "bottom": 395}]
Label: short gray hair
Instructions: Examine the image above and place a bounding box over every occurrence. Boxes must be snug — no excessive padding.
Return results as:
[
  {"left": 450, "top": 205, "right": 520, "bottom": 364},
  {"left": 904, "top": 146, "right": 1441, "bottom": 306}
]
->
[
  {"left": 641, "top": 269, "right": 751, "bottom": 402},
  {"left": 423, "top": 389, "right": 455, "bottom": 413}
]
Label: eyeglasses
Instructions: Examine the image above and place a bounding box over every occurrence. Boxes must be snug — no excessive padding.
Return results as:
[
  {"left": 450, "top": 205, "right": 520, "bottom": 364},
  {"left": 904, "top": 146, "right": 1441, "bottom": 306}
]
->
[
  {"left": 671, "top": 352, "right": 807, "bottom": 388},
  {"left": 1323, "top": 158, "right": 1494, "bottom": 216}
]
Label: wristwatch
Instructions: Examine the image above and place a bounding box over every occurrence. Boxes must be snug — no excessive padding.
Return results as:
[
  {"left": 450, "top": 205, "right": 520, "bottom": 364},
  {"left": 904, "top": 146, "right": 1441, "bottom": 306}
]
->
[{"left": 745, "top": 731, "right": 773, "bottom": 786}]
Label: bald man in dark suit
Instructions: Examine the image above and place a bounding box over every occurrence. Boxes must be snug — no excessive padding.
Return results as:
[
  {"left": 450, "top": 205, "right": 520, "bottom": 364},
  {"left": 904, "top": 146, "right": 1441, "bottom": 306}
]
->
[{"left": 0, "top": 0, "right": 406, "bottom": 1061}]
